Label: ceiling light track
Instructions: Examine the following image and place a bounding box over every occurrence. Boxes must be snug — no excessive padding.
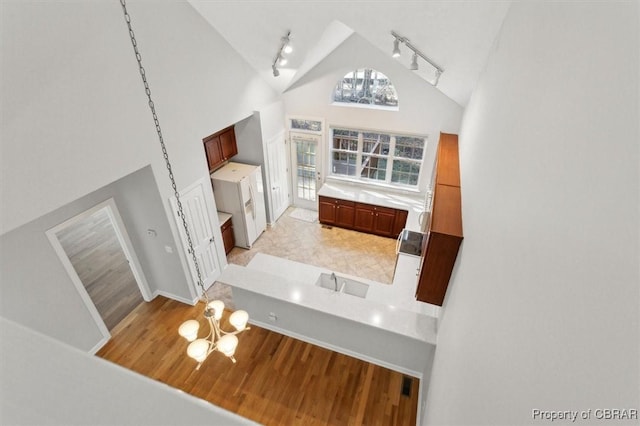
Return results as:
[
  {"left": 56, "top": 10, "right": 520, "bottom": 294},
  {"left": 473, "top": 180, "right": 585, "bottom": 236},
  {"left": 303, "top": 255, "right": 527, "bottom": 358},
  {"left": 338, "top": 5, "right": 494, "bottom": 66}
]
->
[
  {"left": 272, "top": 30, "right": 292, "bottom": 77},
  {"left": 390, "top": 30, "right": 443, "bottom": 85}
]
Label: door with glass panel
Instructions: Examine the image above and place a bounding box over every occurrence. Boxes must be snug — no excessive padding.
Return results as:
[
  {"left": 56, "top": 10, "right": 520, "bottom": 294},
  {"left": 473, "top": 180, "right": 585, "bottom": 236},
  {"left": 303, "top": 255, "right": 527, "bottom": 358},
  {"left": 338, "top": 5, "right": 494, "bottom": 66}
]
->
[{"left": 290, "top": 132, "right": 322, "bottom": 210}]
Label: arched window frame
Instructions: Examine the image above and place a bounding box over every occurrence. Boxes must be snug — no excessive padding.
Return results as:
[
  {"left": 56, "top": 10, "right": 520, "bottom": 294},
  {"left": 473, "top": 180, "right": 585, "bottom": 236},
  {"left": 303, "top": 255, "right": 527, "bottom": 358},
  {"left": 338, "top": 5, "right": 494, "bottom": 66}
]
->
[{"left": 332, "top": 68, "right": 399, "bottom": 110}]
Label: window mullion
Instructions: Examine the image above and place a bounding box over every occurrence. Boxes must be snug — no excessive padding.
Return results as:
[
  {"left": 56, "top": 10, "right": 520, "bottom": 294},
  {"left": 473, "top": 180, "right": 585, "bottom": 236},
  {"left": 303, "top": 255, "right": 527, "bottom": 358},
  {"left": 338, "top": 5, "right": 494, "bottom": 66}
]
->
[
  {"left": 356, "top": 132, "right": 364, "bottom": 178},
  {"left": 386, "top": 135, "right": 396, "bottom": 184}
]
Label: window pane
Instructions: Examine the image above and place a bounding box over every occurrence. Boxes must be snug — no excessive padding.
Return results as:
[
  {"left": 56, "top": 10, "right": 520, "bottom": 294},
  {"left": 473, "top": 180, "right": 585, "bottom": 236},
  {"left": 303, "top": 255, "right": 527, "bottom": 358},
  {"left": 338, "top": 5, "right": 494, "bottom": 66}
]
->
[
  {"left": 362, "top": 132, "right": 390, "bottom": 155},
  {"left": 361, "top": 156, "right": 387, "bottom": 181},
  {"left": 291, "top": 119, "right": 322, "bottom": 132},
  {"left": 391, "top": 160, "right": 420, "bottom": 186},
  {"left": 332, "top": 129, "right": 358, "bottom": 151},
  {"left": 332, "top": 152, "right": 357, "bottom": 176},
  {"left": 333, "top": 68, "right": 398, "bottom": 108},
  {"left": 395, "top": 136, "right": 425, "bottom": 160}
]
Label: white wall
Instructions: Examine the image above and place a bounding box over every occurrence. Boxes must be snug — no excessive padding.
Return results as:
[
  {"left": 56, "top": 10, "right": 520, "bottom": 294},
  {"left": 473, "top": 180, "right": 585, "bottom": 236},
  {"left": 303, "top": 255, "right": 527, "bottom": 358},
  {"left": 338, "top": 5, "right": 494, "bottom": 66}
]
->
[
  {"left": 425, "top": 2, "right": 639, "bottom": 425},
  {"left": 0, "top": 318, "right": 256, "bottom": 425},
  {"left": 282, "top": 33, "right": 463, "bottom": 192},
  {"left": 1, "top": 1, "right": 279, "bottom": 346},
  {"left": 1, "top": 1, "right": 153, "bottom": 236},
  {"left": 0, "top": 167, "right": 188, "bottom": 350}
]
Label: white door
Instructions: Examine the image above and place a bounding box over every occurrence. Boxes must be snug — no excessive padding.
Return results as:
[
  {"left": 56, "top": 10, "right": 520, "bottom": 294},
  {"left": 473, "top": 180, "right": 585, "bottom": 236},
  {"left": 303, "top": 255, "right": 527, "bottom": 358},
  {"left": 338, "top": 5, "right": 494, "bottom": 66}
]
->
[
  {"left": 290, "top": 132, "right": 322, "bottom": 210},
  {"left": 266, "top": 131, "right": 290, "bottom": 221},
  {"left": 171, "top": 180, "right": 220, "bottom": 293}
]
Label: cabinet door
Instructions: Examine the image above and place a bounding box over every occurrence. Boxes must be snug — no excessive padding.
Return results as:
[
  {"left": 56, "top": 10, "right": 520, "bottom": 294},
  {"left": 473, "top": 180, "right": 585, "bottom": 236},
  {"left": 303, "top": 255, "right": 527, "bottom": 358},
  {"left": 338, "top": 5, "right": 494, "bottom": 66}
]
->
[
  {"left": 415, "top": 232, "right": 462, "bottom": 306},
  {"left": 219, "top": 128, "right": 238, "bottom": 161},
  {"left": 373, "top": 208, "right": 396, "bottom": 237},
  {"left": 392, "top": 209, "right": 408, "bottom": 237},
  {"left": 435, "top": 133, "right": 461, "bottom": 187},
  {"left": 204, "top": 135, "right": 223, "bottom": 172},
  {"left": 221, "top": 219, "right": 235, "bottom": 255},
  {"left": 354, "top": 204, "right": 375, "bottom": 232},
  {"left": 335, "top": 201, "right": 355, "bottom": 228},
  {"left": 318, "top": 196, "right": 337, "bottom": 225}
]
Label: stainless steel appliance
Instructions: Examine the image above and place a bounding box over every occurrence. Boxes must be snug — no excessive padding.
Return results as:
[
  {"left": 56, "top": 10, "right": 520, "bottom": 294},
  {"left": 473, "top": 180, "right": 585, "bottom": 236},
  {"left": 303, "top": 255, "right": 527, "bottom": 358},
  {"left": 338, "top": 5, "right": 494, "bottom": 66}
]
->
[{"left": 396, "top": 229, "right": 428, "bottom": 257}]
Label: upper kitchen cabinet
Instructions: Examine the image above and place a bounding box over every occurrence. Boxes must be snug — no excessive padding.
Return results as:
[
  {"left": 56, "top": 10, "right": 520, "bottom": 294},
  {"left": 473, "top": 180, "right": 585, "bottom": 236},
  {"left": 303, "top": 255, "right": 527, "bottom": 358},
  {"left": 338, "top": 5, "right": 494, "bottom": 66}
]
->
[
  {"left": 416, "top": 133, "right": 464, "bottom": 306},
  {"left": 204, "top": 125, "right": 238, "bottom": 172},
  {"left": 434, "top": 133, "right": 461, "bottom": 187}
]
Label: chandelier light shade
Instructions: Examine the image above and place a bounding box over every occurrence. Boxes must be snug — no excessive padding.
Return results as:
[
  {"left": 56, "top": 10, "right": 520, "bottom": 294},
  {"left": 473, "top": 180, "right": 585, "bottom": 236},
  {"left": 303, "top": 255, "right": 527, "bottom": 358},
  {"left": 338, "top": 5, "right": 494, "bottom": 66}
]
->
[
  {"left": 118, "top": 0, "right": 250, "bottom": 371},
  {"left": 178, "top": 300, "right": 250, "bottom": 368},
  {"left": 390, "top": 30, "right": 444, "bottom": 85}
]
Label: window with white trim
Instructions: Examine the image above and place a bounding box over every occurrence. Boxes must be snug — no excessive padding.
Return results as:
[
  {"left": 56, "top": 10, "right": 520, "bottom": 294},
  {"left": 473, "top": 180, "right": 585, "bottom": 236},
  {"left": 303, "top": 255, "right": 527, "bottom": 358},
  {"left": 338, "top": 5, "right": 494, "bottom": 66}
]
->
[
  {"left": 333, "top": 69, "right": 398, "bottom": 109},
  {"left": 330, "top": 127, "right": 426, "bottom": 187}
]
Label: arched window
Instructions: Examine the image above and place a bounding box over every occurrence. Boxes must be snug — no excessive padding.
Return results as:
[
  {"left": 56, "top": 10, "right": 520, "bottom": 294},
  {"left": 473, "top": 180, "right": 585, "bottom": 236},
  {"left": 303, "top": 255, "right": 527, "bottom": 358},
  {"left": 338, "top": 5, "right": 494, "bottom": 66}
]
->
[{"left": 333, "top": 68, "right": 398, "bottom": 109}]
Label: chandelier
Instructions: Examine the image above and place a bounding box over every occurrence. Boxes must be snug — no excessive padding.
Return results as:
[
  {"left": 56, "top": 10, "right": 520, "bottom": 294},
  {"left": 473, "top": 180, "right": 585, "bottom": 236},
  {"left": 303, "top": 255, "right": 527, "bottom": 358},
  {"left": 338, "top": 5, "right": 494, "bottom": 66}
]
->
[
  {"left": 178, "top": 300, "right": 249, "bottom": 367},
  {"left": 119, "top": 0, "right": 249, "bottom": 368}
]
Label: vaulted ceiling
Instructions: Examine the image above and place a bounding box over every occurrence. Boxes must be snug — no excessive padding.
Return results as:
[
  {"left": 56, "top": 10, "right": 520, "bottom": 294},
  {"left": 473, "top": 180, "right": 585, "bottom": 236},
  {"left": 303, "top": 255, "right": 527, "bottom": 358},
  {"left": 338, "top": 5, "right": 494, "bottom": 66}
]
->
[{"left": 189, "top": 1, "right": 511, "bottom": 106}]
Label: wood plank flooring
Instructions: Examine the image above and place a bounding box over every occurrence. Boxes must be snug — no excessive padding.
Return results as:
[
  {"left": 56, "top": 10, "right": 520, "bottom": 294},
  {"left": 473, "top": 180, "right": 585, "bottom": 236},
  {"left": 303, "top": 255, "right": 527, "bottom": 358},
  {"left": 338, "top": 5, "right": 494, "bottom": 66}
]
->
[
  {"left": 56, "top": 208, "right": 143, "bottom": 330},
  {"left": 97, "top": 296, "right": 419, "bottom": 425}
]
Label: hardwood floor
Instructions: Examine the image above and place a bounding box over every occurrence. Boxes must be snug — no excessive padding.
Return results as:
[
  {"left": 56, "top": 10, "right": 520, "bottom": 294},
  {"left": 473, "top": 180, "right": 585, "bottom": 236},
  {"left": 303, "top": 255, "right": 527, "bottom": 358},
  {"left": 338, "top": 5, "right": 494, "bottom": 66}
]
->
[
  {"left": 56, "top": 208, "right": 143, "bottom": 330},
  {"left": 98, "top": 296, "right": 419, "bottom": 425}
]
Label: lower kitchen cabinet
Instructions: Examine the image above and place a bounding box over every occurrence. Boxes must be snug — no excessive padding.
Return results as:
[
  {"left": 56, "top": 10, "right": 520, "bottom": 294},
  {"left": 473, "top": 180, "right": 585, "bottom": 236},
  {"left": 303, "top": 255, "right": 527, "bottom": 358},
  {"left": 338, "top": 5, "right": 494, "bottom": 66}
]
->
[
  {"left": 220, "top": 216, "right": 235, "bottom": 255},
  {"left": 319, "top": 196, "right": 406, "bottom": 238},
  {"left": 354, "top": 203, "right": 396, "bottom": 237}
]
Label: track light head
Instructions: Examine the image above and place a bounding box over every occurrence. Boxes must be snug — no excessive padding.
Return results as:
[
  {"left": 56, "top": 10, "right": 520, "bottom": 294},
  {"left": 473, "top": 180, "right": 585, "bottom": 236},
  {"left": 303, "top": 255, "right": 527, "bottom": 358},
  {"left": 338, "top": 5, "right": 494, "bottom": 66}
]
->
[
  {"left": 283, "top": 41, "right": 293, "bottom": 54},
  {"left": 272, "top": 66, "right": 280, "bottom": 77},
  {"left": 278, "top": 55, "right": 288, "bottom": 66},
  {"left": 392, "top": 39, "right": 401, "bottom": 58},
  {"left": 410, "top": 53, "right": 419, "bottom": 71}
]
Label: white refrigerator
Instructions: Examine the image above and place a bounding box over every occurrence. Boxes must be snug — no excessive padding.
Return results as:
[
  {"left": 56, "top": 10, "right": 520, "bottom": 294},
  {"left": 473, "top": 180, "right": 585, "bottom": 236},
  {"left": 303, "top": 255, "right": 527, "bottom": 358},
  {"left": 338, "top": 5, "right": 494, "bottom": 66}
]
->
[{"left": 211, "top": 162, "right": 267, "bottom": 248}]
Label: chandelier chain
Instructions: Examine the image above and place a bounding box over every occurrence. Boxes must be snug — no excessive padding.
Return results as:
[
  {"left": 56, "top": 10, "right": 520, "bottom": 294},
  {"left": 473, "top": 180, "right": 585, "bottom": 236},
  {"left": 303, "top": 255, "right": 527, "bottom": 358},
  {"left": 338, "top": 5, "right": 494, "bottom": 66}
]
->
[{"left": 119, "top": 0, "right": 208, "bottom": 303}]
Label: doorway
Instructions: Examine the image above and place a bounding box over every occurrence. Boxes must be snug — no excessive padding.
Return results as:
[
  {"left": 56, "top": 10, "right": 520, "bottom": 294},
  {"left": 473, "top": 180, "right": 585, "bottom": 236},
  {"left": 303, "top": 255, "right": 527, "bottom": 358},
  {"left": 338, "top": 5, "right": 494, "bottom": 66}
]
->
[
  {"left": 290, "top": 132, "right": 323, "bottom": 210},
  {"left": 47, "top": 199, "right": 151, "bottom": 337}
]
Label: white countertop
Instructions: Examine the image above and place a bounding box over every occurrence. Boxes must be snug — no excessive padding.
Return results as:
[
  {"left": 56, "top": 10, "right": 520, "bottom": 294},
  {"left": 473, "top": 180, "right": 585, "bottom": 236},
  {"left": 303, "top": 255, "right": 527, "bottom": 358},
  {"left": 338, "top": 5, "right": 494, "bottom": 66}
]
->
[
  {"left": 218, "top": 253, "right": 438, "bottom": 344},
  {"left": 216, "top": 211, "right": 232, "bottom": 226},
  {"left": 317, "top": 181, "right": 425, "bottom": 231}
]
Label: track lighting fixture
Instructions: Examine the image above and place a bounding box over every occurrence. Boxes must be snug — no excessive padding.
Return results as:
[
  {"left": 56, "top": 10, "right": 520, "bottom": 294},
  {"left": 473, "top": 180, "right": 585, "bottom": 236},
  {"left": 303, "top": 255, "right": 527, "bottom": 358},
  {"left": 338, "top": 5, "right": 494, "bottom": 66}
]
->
[
  {"left": 392, "top": 39, "right": 401, "bottom": 58},
  {"left": 410, "top": 53, "right": 419, "bottom": 71},
  {"left": 271, "top": 30, "right": 292, "bottom": 78},
  {"left": 390, "top": 30, "right": 444, "bottom": 85}
]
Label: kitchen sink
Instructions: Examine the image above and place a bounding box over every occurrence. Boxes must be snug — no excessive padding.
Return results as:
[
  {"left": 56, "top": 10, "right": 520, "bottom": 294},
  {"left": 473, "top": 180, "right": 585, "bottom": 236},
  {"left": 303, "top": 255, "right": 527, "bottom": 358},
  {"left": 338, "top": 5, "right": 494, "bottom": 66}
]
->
[{"left": 315, "top": 273, "right": 369, "bottom": 298}]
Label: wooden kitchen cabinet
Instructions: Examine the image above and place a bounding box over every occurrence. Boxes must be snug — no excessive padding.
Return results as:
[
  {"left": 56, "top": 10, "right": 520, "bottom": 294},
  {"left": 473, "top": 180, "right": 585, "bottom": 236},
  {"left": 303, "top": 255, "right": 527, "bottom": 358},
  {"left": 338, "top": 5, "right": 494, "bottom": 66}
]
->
[
  {"left": 318, "top": 196, "right": 337, "bottom": 225},
  {"left": 319, "top": 196, "right": 356, "bottom": 228},
  {"left": 354, "top": 203, "right": 396, "bottom": 237},
  {"left": 415, "top": 133, "right": 463, "bottom": 306},
  {"left": 335, "top": 200, "right": 355, "bottom": 228},
  {"left": 319, "top": 196, "right": 406, "bottom": 238},
  {"left": 220, "top": 216, "right": 235, "bottom": 255},
  {"left": 204, "top": 126, "right": 238, "bottom": 172}
]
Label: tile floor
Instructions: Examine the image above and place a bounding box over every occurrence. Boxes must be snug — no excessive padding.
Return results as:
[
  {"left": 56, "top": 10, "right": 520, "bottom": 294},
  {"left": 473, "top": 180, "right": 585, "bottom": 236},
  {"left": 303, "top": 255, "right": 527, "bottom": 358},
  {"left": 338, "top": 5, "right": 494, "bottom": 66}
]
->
[{"left": 207, "top": 206, "right": 398, "bottom": 304}]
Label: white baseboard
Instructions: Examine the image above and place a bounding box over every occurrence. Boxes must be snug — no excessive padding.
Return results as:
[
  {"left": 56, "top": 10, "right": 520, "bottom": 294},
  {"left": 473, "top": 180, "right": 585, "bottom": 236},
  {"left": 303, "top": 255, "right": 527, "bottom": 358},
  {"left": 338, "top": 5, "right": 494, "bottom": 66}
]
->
[
  {"left": 152, "top": 290, "right": 198, "bottom": 305},
  {"left": 89, "top": 335, "right": 111, "bottom": 355}
]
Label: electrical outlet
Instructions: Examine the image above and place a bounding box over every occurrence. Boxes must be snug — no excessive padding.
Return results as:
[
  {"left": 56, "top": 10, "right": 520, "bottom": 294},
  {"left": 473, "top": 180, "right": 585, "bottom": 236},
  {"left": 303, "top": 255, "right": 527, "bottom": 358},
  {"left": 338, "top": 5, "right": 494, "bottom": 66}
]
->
[{"left": 268, "top": 312, "right": 277, "bottom": 322}]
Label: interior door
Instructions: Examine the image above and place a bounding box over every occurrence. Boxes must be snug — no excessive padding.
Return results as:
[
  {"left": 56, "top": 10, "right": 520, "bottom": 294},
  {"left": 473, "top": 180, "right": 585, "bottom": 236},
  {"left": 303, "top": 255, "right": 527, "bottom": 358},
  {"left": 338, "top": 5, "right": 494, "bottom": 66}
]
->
[
  {"left": 290, "top": 132, "right": 322, "bottom": 210},
  {"left": 171, "top": 179, "right": 220, "bottom": 293},
  {"left": 266, "top": 131, "right": 290, "bottom": 222}
]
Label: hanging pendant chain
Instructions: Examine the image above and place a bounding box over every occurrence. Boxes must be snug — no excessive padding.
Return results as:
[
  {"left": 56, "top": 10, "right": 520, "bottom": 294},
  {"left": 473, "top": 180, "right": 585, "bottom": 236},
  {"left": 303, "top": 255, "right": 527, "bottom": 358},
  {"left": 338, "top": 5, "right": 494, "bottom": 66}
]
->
[{"left": 119, "top": 0, "right": 208, "bottom": 305}]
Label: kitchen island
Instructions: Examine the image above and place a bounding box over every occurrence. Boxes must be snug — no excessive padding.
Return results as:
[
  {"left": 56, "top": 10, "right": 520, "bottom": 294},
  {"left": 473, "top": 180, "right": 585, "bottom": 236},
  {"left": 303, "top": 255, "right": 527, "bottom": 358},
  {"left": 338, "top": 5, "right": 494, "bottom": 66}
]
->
[{"left": 217, "top": 253, "right": 437, "bottom": 377}]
